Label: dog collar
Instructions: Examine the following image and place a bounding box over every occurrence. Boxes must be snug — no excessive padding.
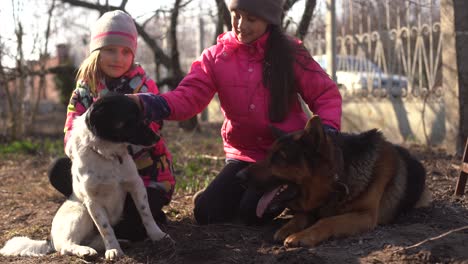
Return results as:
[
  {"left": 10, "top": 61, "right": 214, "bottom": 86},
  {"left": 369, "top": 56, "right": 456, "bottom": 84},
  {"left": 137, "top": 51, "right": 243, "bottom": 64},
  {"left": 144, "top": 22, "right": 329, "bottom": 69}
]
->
[{"left": 88, "top": 146, "right": 123, "bottom": 164}]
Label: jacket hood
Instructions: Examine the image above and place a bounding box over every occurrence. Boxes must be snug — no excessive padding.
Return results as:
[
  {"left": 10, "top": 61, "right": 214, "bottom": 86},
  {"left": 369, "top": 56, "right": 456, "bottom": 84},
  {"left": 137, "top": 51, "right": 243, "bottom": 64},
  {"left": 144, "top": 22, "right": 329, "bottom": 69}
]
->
[{"left": 216, "top": 31, "right": 270, "bottom": 61}]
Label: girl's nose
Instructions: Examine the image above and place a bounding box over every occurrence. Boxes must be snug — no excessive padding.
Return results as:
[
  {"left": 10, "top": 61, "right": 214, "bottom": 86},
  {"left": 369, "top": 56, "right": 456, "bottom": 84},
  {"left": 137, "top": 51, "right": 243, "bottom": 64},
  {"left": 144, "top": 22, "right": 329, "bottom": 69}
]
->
[
  {"left": 238, "top": 18, "right": 246, "bottom": 31},
  {"left": 115, "top": 51, "right": 123, "bottom": 62}
]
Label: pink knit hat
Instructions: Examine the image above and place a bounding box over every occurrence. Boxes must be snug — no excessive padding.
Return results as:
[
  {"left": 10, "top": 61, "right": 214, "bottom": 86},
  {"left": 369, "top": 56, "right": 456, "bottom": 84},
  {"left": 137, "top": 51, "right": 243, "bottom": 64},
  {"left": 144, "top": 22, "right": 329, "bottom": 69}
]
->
[{"left": 90, "top": 10, "right": 138, "bottom": 55}]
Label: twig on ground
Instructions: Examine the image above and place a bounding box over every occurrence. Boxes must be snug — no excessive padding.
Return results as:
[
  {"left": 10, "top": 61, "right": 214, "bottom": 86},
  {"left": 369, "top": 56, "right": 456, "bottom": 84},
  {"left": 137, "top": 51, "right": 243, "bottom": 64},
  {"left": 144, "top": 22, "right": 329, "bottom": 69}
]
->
[{"left": 394, "top": 225, "right": 468, "bottom": 252}]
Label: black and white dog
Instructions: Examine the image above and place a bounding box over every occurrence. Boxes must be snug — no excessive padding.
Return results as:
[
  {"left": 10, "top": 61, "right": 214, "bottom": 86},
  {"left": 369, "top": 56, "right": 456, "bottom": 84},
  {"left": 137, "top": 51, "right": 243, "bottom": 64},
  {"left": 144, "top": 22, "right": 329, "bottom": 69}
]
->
[{"left": 0, "top": 94, "right": 169, "bottom": 260}]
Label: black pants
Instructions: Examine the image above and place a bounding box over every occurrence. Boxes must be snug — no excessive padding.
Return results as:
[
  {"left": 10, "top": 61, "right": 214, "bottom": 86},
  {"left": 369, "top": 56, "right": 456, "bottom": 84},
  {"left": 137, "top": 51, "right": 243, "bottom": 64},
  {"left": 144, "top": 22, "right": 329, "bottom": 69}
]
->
[
  {"left": 48, "top": 157, "right": 168, "bottom": 241},
  {"left": 193, "top": 160, "right": 280, "bottom": 225}
]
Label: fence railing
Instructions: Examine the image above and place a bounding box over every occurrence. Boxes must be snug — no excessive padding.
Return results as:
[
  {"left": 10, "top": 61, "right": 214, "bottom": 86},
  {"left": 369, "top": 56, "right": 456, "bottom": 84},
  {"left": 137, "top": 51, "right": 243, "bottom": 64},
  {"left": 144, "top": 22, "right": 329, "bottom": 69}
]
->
[{"left": 306, "top": 0, "right": 442, "bottom": 101}]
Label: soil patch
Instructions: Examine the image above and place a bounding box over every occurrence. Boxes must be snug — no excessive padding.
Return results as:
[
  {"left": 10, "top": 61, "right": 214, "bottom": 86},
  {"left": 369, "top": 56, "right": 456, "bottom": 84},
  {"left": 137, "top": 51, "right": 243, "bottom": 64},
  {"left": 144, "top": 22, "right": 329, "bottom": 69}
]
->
[{"left": 0, "top": 122, "right": 467, "bottom": 263}]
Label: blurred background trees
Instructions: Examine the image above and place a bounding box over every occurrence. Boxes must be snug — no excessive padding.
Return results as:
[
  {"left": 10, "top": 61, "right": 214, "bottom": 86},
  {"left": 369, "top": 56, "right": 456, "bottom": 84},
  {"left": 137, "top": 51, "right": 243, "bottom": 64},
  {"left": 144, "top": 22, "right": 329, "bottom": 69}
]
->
[
  {"left": 0, "top": 0, "right": 317, "bottom": 138},
  {"left": 0, "top": 0, "right": 465, "bottom": 154}
]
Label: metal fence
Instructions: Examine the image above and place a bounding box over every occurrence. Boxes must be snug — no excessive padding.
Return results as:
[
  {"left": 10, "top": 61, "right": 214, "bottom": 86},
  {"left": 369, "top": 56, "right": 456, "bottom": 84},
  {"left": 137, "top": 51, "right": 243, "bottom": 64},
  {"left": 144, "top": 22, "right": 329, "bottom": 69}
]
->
[{"left": 306, "top": 0, "right": 442, "bottom": 101}]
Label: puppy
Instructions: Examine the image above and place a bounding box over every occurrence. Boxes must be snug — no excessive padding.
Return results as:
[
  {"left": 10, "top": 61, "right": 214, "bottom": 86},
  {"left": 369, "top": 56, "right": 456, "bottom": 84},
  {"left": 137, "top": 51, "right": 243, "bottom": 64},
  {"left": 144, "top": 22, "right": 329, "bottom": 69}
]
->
[
  {"left": 1, "top": 94, "right": 169, "bottom": 260},
  {"left": 239, "top": 115, "right": 431, "bottom": 248}
]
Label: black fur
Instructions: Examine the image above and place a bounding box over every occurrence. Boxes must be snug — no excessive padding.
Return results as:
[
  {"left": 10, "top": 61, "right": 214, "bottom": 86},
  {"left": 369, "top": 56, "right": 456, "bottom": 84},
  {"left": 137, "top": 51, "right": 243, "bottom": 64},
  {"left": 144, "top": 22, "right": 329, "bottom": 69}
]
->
[
  {"left": 86, "top": 94, "right": 159, "bottom": 146},
  {"left": 394, "top": 145, "right": 427, "bottom": 213}
]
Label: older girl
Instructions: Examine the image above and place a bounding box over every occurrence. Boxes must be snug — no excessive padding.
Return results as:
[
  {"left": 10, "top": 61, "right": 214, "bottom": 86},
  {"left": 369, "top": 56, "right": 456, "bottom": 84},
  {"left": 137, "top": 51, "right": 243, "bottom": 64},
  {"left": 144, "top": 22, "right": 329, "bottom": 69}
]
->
[{"left": 130, "top": 0, "right": 342, "bottom": 225}]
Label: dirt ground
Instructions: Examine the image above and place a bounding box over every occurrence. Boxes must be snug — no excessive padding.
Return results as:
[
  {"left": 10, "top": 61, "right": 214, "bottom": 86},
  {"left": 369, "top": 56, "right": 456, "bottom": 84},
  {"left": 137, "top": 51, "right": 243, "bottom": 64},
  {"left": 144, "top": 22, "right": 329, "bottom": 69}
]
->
[{"left": 0, "top": 121, "right": 467, "bottom": 264}]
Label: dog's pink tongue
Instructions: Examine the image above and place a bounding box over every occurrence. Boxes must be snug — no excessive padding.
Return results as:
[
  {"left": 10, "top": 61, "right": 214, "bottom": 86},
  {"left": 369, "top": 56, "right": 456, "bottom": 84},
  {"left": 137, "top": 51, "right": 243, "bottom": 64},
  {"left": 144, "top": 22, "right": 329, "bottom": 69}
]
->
[{"left": 256, "top": 186, "right": 281, "bottom": 218}]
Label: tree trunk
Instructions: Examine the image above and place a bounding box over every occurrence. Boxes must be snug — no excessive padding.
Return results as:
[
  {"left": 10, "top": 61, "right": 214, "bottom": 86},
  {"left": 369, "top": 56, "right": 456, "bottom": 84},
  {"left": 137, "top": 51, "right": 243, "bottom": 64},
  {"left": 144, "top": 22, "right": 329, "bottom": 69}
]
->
[
  {"left": 169, "top": 0, "right": 199, "bottom": 131},
  {"left": 12, "top": 22, "right": 26, "bottom": 140},
  {"left": 29, "top": 0, "right": 56, "bottom": 134},
  {"left": 214, "top": 0, "right": 231, "bottom": 42},
  {"left": 454, "top": 0, "right": 468, "bottom": 152},
  {"left": 296, "top": 0, "right": 316, "bottom": 40}
]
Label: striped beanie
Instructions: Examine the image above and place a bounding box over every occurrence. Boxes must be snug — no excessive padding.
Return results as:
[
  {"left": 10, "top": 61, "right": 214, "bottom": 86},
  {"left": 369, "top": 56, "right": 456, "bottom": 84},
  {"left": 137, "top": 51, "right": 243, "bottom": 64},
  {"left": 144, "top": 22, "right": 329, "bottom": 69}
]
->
[
  {"left": 90, "top": 10, "right": 137, "bottom": 55},
  {"left": 229, "top": 0, "right": 285, "bottom": 25}
]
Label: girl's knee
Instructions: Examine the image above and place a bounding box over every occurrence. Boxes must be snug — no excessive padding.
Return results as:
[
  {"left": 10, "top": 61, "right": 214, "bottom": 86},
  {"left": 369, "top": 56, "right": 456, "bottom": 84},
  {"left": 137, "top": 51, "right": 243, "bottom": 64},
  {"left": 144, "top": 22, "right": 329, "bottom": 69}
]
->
[{"left": 193, "top": 202, "right": 210, "bottom": 225}]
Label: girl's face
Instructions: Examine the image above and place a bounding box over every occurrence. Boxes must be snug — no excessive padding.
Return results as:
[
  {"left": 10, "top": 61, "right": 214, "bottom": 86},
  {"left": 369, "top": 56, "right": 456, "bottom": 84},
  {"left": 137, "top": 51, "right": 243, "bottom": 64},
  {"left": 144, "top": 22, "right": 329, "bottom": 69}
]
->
[
  {"left": 231, "top": 9, "right": 268, "bottom": 44},
  {"left": 99, "top": 45, "right": 133, "bottom": 78}
]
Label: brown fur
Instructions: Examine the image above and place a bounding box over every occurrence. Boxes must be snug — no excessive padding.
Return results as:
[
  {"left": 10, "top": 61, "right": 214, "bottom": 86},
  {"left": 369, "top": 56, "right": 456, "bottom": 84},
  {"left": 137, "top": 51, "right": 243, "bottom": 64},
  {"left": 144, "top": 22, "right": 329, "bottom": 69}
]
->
[{"left": 242, "top": 115, "right": 431, "bottom": 247}]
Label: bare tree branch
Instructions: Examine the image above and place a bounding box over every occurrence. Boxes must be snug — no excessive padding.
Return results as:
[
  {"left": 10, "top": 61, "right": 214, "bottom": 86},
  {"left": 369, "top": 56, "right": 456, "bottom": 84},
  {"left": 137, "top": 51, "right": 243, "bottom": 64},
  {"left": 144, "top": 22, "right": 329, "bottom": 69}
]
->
[
  {"left": 119, "top": 0, "right": 128, "bottom": 10},
  {"left": 61, "top": 0, "right": 109, "bottom": 12},
  {"left": 136, "top": 24, "right": 172, "bottom": 67},
  {"left": 169, "top": 0, "right": 184, "bottom": 81},
  {"left": 296, "top": 0, "right": 316, "bottom": 40},
  {"left": 60, "top": 0, "right": 172, "bottom": 67},
  {"left": 214, "top": 0, "right": 231, "bottom": 29},
  {"left": 284, "top": 0, "right": 300, "bottom": 13}
]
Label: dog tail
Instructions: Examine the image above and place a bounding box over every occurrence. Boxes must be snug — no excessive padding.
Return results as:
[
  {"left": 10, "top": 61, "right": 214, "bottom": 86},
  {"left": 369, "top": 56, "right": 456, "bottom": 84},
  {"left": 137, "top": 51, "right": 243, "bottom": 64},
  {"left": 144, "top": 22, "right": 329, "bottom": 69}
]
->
[
  {"left": 0, "top": 236, "right": 54, "bottom": 256},
  {"left": 394, "top": 145, "right": 431, "bottom": 211},
  {"left": 414, "top": 185, "right": 432, "bottom": 208}
]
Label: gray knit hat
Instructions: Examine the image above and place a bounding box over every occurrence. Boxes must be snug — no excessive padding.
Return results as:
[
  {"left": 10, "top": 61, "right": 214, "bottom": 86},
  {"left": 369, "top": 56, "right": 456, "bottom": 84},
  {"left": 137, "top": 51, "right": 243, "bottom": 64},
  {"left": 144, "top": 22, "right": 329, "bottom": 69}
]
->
[
  {"left": 90, "top": 10, "right": 138, "bottom": 55},
  {"left": 229, "top": 0, "right": 285, "bottom": 25}
]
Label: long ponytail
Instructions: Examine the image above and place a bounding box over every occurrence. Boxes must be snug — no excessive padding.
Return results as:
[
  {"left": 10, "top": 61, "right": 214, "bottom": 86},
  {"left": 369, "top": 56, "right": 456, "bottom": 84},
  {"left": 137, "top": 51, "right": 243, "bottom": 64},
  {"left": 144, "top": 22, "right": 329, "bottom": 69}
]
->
[{"left": 262, "top": 25, "right": 296, "bottom": 122}]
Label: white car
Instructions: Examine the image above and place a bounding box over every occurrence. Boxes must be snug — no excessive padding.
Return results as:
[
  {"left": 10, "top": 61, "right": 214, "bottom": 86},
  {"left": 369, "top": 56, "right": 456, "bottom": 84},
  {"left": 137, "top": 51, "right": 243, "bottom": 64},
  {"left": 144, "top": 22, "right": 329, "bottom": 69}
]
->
[{"left": 313, "top": 55, "right": 408, "bottom": 97}]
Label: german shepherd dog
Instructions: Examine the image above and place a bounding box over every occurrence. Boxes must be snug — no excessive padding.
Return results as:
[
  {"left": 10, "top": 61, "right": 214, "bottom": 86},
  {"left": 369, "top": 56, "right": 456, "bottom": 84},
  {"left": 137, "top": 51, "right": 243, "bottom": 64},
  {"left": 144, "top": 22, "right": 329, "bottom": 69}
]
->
[
  {"left": 239, "top": 115, "right": 431, "bottom": 248},
  {"left": 0, "top": 94, "right": 169, "bottom": 260}
]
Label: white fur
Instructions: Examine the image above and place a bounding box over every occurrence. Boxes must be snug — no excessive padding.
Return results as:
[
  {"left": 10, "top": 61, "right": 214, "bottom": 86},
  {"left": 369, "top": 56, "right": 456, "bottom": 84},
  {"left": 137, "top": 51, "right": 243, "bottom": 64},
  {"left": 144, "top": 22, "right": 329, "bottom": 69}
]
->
[
  {"left": 0, "top": 237, "right": 53, "bottom": 256},
  {"left": 1, "top": 114, "right": 168, "bottom": 260}
]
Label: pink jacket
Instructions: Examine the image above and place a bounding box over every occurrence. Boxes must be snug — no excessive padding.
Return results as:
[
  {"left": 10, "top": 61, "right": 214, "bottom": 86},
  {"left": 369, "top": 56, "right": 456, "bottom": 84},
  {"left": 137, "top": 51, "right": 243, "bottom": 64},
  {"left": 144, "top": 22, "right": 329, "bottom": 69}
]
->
[{"left": 162, "top": 31, "right": 342, "bottom": 162}]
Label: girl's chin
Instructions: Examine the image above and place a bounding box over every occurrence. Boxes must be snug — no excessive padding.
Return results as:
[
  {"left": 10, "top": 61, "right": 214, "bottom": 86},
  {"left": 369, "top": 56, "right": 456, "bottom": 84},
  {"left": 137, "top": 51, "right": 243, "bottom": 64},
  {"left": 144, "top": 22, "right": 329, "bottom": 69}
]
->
[
  {"left": 237, "top": 35, "right": 252, "bottom": 44},
  {"left": 105, "top": 71, "right": 125, "bottom": 78}
]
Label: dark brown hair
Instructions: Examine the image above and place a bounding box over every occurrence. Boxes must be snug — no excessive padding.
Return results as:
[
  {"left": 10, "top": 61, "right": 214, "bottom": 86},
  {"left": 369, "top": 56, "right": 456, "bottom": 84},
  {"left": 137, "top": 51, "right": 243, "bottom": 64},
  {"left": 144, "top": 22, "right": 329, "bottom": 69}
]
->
[{"left": 263, "top": 25, "right": 310, "bottom": 122}]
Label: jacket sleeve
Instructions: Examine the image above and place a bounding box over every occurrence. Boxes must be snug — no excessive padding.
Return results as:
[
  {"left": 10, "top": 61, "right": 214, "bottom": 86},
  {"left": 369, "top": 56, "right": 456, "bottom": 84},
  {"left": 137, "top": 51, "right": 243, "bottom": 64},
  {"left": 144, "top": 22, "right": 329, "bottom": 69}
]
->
[
  {"left": 139, "top": 93, "right": 171, "bottom": 121},
  {"left": 295, "top": 55, "right": 342, "bottom": 131},
  {"left": 140, "top": 70, "right": 166, "bottom": 131},
  {"left": 137, "top": 50, "right": 218, "bottom": 122},
  {"left": 64, "top": 84, "right": 93, "bottom": 149},
  {"left": 161, "top": 49, "right": 218, "bottom": 120}
]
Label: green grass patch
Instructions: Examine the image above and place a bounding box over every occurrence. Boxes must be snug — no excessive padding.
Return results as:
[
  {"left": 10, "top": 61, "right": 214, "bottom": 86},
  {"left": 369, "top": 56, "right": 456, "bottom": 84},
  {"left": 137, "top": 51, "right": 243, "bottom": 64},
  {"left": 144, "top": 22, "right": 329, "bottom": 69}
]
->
[
  {"left": 173, "top": 155, "right": 223, "bottom": 193},
  {"left": 0, "top": 138, "right": 64, "bottom": 157}
]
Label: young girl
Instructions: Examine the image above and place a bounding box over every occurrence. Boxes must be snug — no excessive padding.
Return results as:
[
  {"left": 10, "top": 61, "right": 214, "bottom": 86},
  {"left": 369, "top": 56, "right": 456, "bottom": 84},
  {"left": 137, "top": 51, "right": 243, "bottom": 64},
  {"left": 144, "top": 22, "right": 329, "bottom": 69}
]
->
[
  {"left": 129, "top": 0, "right": 342, "bottom": 225},
  {"left": 48, "top": 10, "right": 175, "bottom": 241}
]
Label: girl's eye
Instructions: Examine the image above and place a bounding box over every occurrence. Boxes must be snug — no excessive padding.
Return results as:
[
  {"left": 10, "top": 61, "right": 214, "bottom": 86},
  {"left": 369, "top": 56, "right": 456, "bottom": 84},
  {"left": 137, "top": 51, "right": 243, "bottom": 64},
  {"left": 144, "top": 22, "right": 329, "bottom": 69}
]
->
[
  {"left": 247, "top": 17, "right": 256, "bottom": 22},
  {"left": 122, "top": 49, "right": 131, "bottom": 55},
  {"left": 103, "top": 47, "right": 115, "bottom": 53}
]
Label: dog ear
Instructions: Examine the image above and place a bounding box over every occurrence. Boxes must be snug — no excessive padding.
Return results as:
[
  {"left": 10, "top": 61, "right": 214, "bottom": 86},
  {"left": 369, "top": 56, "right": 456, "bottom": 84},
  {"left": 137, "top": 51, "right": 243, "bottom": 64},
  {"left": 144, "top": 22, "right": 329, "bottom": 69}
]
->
[
  {"left": 269, "top": 125, "right": 287, "bottom": 139},
  {"left": 304, "top": 115, "right": 322, "bottom": 132},
  {"left": 303, "top": 115, "right": 325, "bottom": 147}
]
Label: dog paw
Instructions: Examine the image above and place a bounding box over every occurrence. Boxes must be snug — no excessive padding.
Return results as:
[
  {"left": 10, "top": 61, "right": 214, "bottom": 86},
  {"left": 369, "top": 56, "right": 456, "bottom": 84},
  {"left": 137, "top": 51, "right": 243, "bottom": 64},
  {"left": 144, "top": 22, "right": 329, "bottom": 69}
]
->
[
  {"left": 147, "top": 233, "right": 176, "bottom": 248},
  {"left": 148, "top": 230, "right": 170, "bottom": 242},
  {"left": 105, "top": 248, "right": 124, "bottom": 260},
  {"left": 66, "top": 246, "right": 98, "bottom": 258},
  {"left": 273, "top": 227, "right": 293, "bottom": 242},
  {"left": 283, "top": 233, "right": 320, "bottom": 248},
  {"left": 162, "top": 234, "right": 176, "bottom": 245}
]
